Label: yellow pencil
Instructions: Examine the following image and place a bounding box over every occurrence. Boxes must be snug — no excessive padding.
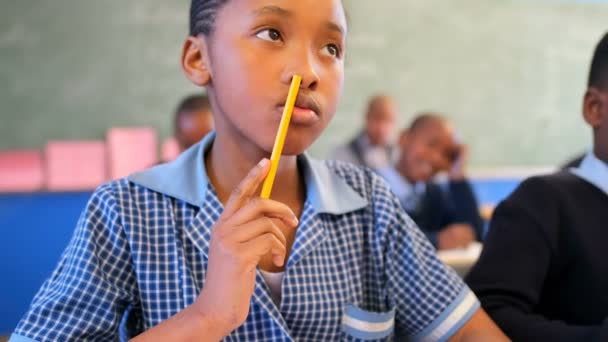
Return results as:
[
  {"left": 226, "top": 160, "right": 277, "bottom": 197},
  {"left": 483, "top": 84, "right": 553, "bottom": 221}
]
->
[{"left": 260, "top": 75, "right": 302, "bottom": 199}]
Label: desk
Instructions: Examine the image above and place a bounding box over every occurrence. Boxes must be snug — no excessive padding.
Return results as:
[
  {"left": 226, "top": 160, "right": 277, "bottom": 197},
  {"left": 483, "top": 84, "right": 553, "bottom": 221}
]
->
[{"left": 437, "top": 242, "right": 483, "bottom": 278}]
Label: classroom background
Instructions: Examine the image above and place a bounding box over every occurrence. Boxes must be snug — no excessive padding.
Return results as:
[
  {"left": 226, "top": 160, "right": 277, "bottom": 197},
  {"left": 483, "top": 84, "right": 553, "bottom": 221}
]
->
[{"left": 1, "top": 0, "right": 608, "bottom": 338}]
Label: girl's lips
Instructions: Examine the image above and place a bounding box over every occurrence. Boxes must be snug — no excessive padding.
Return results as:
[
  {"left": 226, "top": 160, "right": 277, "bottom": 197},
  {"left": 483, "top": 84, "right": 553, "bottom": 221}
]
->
[
  {"left": 278, "top": 105, "right": 319, "bottom": 125},
  {"left": 275, "top": 92, "right": 321, "bottom": 126}
]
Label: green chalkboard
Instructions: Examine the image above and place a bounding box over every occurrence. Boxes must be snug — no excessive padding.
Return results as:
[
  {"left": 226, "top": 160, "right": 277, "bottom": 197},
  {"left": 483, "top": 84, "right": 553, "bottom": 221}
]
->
[
  {"left": 1, "top": 0, "right": 607, "bottom": 167},
  {"left": 1, "top": 0, "right": 198, "bottom": 152}
]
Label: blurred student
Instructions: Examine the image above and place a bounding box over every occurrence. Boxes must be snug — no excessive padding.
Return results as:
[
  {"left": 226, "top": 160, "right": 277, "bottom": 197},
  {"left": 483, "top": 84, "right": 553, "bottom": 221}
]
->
[
  {"left": 174, "top": 94, "right": 214, "bottom": 151},
  {"left": 378, "top": 113, "right": 484, "bottom": 250},
  {"left": 466, "top": 32, "right": 608, "bottom": 342},
  {"left": 330, "top": 94, "right": 398, "bottom": 169}
]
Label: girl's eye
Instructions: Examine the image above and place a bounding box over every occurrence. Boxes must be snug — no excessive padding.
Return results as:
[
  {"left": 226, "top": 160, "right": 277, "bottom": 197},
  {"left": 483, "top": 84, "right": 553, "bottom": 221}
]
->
[
  {"left": 322, "top": 44, "right": 342, "bottom": 58},
  {"left": 256, "top": 28, "right": 282, "bottom": 42}
]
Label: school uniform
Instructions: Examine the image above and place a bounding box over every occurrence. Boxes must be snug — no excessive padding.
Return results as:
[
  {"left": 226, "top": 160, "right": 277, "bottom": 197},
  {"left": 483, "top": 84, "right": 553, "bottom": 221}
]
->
[
  {"left": 330, "top": 132, "right": 397, "bottom": 170},
  {"left": 12, "top": 133, "right": 479, "bottom": 342},
  {"left": 377, "top": 167, "right": 484, "bottom": 247},
  {"left": 466, "top": 152, "right": 608, "bottom": 342}
]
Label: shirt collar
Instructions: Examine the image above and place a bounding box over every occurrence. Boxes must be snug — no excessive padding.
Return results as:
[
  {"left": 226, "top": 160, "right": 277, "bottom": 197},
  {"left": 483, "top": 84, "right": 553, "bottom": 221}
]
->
[
  {"left": 570, "top": 151, "right": 608, "bottom": 196},
  {"left": 128, "top": 132, "right": 367, "bottom": 214}
]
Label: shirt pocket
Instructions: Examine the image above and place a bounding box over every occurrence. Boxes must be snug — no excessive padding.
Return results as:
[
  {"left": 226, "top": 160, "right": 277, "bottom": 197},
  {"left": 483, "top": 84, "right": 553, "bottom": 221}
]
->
[{"left": 341, "top": 304, "right": 397, "bottom": 341}]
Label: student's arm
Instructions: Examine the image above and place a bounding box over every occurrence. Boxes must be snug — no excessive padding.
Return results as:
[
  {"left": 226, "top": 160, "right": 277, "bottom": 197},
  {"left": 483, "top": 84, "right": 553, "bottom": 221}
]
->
[
  {"left": 373, "top": 175, "right": 507, "bottom": 341},
  {"left": 447, "top": 180, "right": 484, "bottom": 240},
  {"left": 132, "top": 159, "right": 297, "bottom": 341},
  {"left": 425, "top": 221, "right": 474, "bottom": 250},
  {"left": 465, "top": 178, "right": 608, "bottom": 341},
  {"left": 429, "top": 183, "right": 477, "bottom": 249},
  {"left": 129, "top": 305, "right": 225, "bottom": 342},
  {"left": 444, "top": 144, "right": 484, "bottom": 240},
  {"left": 448, "top": 308, "right": 509, "bottom": 341}
]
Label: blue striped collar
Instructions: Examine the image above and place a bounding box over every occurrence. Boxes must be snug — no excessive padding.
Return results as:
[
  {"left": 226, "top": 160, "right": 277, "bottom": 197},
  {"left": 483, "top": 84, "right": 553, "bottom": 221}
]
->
[
  {"left": 128, "top": 132, "right": 367, "bottom": 214},
  {"left": 570, "top": 151, "right": 608, "bottom": 196}
]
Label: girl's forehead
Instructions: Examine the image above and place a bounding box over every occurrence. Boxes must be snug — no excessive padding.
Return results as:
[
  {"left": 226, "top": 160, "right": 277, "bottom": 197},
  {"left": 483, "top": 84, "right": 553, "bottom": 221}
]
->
[{"left": 221, "top": 0, "right": 347, "bottom": 29}]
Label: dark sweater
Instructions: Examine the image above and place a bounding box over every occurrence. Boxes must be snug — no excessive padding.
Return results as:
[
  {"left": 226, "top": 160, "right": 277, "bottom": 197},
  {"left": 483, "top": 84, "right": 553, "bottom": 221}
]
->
[
  {"left": 408, "top": 180, "right": 484, "bottom": 247},
  {"left": 466, "top": 172, "right": 608, "bottom": 342}
]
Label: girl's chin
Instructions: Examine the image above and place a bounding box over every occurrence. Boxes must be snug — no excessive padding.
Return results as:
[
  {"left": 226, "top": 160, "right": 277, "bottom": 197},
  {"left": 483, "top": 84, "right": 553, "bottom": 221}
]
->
[{"left": 280, "top": 145, "right": 308, "bottom": 156}]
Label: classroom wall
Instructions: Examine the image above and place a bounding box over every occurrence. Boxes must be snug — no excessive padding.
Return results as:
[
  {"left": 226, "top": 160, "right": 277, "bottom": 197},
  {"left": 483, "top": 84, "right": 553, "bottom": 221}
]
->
[{"left": 1, "top": 0, "right": 607, "bottom": 168}]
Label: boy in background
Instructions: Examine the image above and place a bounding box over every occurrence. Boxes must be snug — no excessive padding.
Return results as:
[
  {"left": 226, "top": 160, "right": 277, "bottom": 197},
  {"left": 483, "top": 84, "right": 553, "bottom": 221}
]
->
[
  {"left": 378, "top": 113, "right": 484, "bottom": 250},
  {"left": 331, "top": 94, "right": 398, "bottom": 169},
  {"left": 174, "top": 94, "right": 214, "bottom": 152}
]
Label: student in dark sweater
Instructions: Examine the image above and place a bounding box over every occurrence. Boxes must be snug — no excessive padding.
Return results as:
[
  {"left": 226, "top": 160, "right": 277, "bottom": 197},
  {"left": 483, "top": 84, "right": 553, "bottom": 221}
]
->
[
  {"left": 378, "top": 113, "right": 484, "bottom": 250},
  {"left": 466, "top": 32, "right": 608, "bottom": 342}
]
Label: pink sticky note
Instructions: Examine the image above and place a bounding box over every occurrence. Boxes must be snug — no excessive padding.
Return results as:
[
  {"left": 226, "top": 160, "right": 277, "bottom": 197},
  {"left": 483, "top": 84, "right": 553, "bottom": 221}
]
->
[
  {"left": 161, "top": 137, "right": 180, "bottom": 163},
  {"left": 45, "top": 140, "right": 107, "bottom": 191},
  {"left": 0, "top": 150, "right": 44, "bottom": 192},
  {"left": 107, "top": 127, "right": 158, "bottom": 179}
]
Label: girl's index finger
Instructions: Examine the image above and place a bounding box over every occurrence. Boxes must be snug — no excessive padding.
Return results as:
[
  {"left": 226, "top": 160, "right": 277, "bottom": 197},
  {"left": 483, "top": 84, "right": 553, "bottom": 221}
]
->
[{"left": 223, "top": 158, "right": 270, "bottom": 216}]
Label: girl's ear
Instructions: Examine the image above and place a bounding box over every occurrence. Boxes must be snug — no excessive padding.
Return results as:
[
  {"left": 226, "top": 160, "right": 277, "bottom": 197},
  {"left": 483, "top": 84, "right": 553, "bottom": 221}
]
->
[{"left": 181, "top": 36, "right": 212, "bottom": 86}]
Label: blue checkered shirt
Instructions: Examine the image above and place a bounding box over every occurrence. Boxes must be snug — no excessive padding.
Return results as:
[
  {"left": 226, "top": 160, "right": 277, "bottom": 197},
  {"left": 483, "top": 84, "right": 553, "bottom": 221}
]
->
[{"left": 11, "top": 134, "right": 479, "bottom": 342}]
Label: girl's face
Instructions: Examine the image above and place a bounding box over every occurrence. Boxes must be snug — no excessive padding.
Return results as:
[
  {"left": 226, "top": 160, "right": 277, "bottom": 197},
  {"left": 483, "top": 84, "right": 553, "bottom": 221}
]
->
[{"left": 189, "top": 0, "right": 347, "bottom": 155}]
